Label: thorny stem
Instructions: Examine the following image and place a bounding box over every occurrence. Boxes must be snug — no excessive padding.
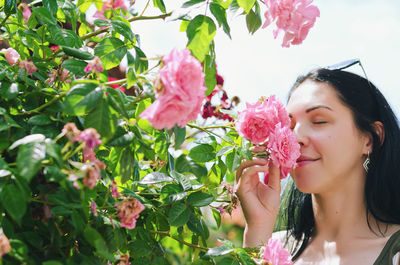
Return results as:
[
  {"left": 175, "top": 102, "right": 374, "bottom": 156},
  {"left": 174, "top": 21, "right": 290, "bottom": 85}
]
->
[
  {"left": 149, "top": 230, "right": 208, "bottom": 252},
  {"left": 81, "top": 13, "right": 172, "bottom": 41},
  {"left": 187, "top": 123, "right": 236, "bottom": 146},
  {"left": 15, "top": 92, "right": 67, "bottom": 116}
]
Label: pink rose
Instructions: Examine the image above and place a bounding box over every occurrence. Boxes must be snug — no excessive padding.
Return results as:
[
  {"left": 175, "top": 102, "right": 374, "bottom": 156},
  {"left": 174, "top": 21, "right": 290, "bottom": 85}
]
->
[
  {"left": 18, "top": 59, "right": 37, "bottom": 75},
  {"left": 83, "top": 166, "right": 101, "bottom": 190},
  {"left": 117, "top": 198, "right": 145, "bottom": 229},
  {"left": 84, "top": 57, "right": 103, "bottom": 73},
  {"left": 62, "top": 122, "right": 81, "bottom": 142},
  {"left": 0, "top": 232, "right": 11, "bottom": 258},
  {"left": 263, "top": 238, "right": 293, "bottom": 265},
  {"left": 262, "top": 0, "right": 320, "bottom": 47},
  {"left": 265, "top": 95, "right": 291, "bottom": 129},
  {"left": 94, "top": 0, "right": 128, "bottom": 20},
  {"left": 140, "top": 49, "right": 205, "bottom": 129},
  {"left": 4, "top": 48, "right": 20, "bottom": 66},
  {"left": 267, "top": 123, "right": 300, "bottom": 178}
]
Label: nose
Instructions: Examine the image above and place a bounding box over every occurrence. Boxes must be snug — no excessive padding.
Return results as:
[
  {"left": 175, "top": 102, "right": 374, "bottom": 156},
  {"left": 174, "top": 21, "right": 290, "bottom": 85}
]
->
[{"left": 293, "top": 122, "right": 308, "bottom": 146}]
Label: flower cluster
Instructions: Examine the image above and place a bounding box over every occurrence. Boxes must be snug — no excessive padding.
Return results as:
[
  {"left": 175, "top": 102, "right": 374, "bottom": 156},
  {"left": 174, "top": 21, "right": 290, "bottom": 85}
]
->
[
  {"left": 94, "top": 0, "right": 128, "bottom": 20},
  {"left": 235, "top": 95, "right": 300, "bottom": 180},
  {"left": 140, "top": 48, "right": 206, "bottom": 129},
  {"left": 46, "top": 69, "right": 71, "bottom": 85},
  {"left": 62, "top": 123, "right": 104, "bottom": 189},
  {"left": 262, "top": 0, "right": 320, "bottom": 47},
  {"left": 2, "top": 48, "right": 20, "bottom": 66},
  {"left": 19, "top": 59, "right": 37, "bottom": 75},
  {"left": 117, "top": 198, "right": 145, "bottom": 229}
]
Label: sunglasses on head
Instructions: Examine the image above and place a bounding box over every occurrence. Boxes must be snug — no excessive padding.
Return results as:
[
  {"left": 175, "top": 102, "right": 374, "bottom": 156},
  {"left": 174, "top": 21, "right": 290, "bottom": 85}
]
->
[{"left": 325, "top": 58, "right": 373, "bottom": 90}]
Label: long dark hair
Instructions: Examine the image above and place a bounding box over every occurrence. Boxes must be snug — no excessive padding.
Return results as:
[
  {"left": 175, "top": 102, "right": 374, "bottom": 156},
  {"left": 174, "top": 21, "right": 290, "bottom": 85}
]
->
[{"left": 284, "top": 68, "right": 400, "bottom": 260}]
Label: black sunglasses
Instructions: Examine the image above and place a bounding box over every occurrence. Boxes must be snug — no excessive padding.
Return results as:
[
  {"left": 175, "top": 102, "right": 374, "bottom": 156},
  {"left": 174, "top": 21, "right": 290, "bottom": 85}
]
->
[{"left": 325, "top": 58, "right": 373, "bottom": 89}]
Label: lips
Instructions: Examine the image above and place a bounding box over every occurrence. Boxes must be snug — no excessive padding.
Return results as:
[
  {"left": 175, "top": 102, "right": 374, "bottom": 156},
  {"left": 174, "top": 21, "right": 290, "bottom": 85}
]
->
[{"left": 296, "top": 156, "right": 320, "bottom": 167}]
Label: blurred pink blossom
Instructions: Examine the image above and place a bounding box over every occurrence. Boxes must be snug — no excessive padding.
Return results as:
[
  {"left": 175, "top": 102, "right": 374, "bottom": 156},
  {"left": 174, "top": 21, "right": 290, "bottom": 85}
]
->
[
  {"left": 83, "top": 166, "right": 100, "bottom": 189},
  {"left": 62, "top": 122, "right": 81, "bottom": 142},
  {"left": 117, "top": 198, "right": 145, "bottom": 229},
  {"left": 267, "top": 123, "right": 300, "bottom": 178},
  {"left": 3, "top": 48, "right": 20, "bottom": 66},
  {"left": 262, "top": 0, "right": 320, "bottom": 47},
  {"left": 78, "top": 128, "right": 102, "bottom": 150},
  {"left": 111, "top": 180, "right": 120, "bottom": 199},
  {"left": 140, "top": 49, "right": 205, "bottom": 130},
  {"left": 20, "top": 3, "right": 32, "bottom": 20},
  {"left": 91, "top": 201, "right": 98, "bottom": 216},
  {"left": 47, "top": 69, "right": 71, "bottom": 85},
  {"left": 263, "top": 238, "right": 293, "bottom": 265},
  {"left": 94, "top": 0, "right": 128, "bottom": 20},
  {"left": 0, "top": 232, "right": 11, "bottom": 259},
  {"left": 18, "top": 59, "right": 37, "bottom": 75},
  {"left": 84, "top": 57, "right": 103, "bottom": 73}
]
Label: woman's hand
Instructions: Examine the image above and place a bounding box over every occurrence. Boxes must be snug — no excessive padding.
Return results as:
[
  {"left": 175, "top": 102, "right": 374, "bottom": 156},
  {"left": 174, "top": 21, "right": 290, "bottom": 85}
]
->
[{"left": 235, "top": 146, "right": 282, "bottom": 247}]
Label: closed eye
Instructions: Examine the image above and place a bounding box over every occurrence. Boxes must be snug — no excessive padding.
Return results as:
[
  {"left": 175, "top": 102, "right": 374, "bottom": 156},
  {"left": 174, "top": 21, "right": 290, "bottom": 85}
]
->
[{"left": 313, "top": 121, "right": 327, "bottom": 124}]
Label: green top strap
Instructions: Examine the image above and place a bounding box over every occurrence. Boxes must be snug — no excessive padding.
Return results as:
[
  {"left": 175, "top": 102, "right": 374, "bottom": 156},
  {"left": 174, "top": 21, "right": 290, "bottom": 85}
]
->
[{"left": 373, "top": 229, "right": 400, "bottom": 265}]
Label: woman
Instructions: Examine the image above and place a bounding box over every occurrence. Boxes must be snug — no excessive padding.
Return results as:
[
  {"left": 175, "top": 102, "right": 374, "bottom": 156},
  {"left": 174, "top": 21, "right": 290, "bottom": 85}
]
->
[{"left": 235, "top": 66, "right": 400, "bottom": 264}]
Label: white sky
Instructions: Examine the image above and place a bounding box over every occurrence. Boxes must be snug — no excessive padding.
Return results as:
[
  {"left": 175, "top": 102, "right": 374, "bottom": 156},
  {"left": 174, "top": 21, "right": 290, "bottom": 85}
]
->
[{"left": 132, "top": 0, "right": 400, "bottom": 116}]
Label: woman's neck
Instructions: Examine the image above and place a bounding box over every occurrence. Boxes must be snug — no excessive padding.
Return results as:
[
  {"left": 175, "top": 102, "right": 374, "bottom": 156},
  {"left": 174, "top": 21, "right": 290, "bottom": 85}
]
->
[{"left": 311, "top": 174, "right": 376, "bottom": 241}]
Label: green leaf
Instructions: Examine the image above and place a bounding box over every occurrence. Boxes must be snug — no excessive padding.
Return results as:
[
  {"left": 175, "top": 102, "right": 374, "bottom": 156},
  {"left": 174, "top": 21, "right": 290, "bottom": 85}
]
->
[
  {"left": 203, "top": 55, "right": 217, "bottom": 95},
  {"left": 216, "top": 0, "right": 233, "bottom": 9},
  {"left": 108, "top": 131, "right": 134, "bottom": 146},
  {"left": 187, "top": 215, "right": 209, "bottom": 240},
  {"left": 210, "top": 2, "right": 231, "bottom": 38},
  {"left": 117, "top": 147, "right": 135, "bottom": 183},
  {"left": 153, "top": 0, "right": 166, "bottom": 13},
  {"left": 139, "top": 172, "right": 173, "bottom": 184},
  {"left": 1, "top": 184, "right": 27, "bottom": 224},
  {"left": 43, "top": 0, "right": 59, "bottom": 14},
  {"left": 174, "top": 125, "right": 186, "bottom": 149},
  {"left": 160, "top": 184, "right": 187, "bottom": 203},
  {"left": 63, "top": 83, "right": 102, "bottom": 115},
  {"left": 33, "top": 7, "right": 56, "bottom": 25},
  {"left": 127, "top": 67, "right": 137, "bottom": 88},
  {"left": 27, "top": 115, "right": 52, "bottom": 126},
  {"left": 182, "top": 0, "right": 206, "bottom": 8},
  {"left": 5, "top": 0, "right": 17, "bottom": 15},
  {"left": 45, "top": 141, "right": 63, "bottom": 167},
  {"left": 62, "top": 46, "right": 94, "bottom": 60},
  {"left": 237, "top": 0, "right": 256, "bottom": 14},
  {"left": 111, "top": 21, "right": 134, "bottom": 42},
  {"left": 17, "top": 142, "right": 46, "bottom": 182},
  {"left": 216, "top": 146, "right": 234, "bottom": 156},
  {"left": 186, "top": 15, "right": 216, "bottom": 62},
  {"left": 62, "top": 59, "right": 88, "bottom": 76},
  {"left": 175, "top": 155, "right": 208, "bottom": 179},
  {"left": 187, "top": 192, "right": 214, "bottom": 207},
  {"left": 106, "top": 87, "right": 129, "bottom": 118},
  {"left": 168, "top": 203, "right": 190, "bottom": 226},
  {"left": 85, "top": 99, "right": 117, "bottom": 140},
  {"left": 129, "top": 239, "right": 152, "bottom": 258},
  {"left": 236, "top": 249, "right": 257, "bottom": 265},
  {"left": 171, "top": 171, "right": 192, "bottom": 191},
  {"left": 71, "top": 210, "right": 85, "bottom": 233},
  {"left": 94, "top": 19, "right": 110, "bottom": 27},
  {"left": 94, "top": 37, "right": 127, "bottom": 70},
  {"left": 205, "top": 245, "right": 234, "bottom": 257},
  {"left": 50, "top": 206, "right": 73, "bottom": 216},
  {"left": 134, "top": 46, "right": 148, "bottom": 74},
  {"left": 246, "top": 8, "right": 262, "bottom": 34},
  {"left": 8, "top": 239, "right": 29, "bottom": 261},
  {"left": 189, "top": 144, "right": 216, "bottom": 162},
  {"left": 226, "top": 149, "right": 241, "bottom": 173},
  {"left": 212, "top": 208, "right": 221, "bottom": 228}
]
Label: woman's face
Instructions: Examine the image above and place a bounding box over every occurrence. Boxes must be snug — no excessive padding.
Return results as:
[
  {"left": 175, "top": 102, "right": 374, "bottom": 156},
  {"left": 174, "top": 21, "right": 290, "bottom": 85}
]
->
[{"left": 287, "top": 80, "right": 369, "bottom": 194}]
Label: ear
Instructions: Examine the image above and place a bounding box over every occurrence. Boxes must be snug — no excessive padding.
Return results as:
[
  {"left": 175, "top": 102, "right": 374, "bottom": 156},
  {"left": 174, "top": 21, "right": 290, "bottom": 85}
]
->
[
  {"left": 363, "top": 121, "right": 385, "bottom": 154},
  {"left": 372, "top": 121, "right": 385, "bottom": 146}
]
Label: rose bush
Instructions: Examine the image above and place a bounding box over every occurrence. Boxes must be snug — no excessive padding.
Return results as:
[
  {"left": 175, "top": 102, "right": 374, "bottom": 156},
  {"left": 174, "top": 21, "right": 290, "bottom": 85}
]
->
[{"left": 0, "top": 0, "right": 318, "bottom": 264}]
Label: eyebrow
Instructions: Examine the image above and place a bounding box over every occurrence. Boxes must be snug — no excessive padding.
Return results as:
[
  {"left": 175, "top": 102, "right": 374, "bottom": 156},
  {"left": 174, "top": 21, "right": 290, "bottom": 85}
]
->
[{"left": 288, "top": 105, "right": 333, "bottom": 118}]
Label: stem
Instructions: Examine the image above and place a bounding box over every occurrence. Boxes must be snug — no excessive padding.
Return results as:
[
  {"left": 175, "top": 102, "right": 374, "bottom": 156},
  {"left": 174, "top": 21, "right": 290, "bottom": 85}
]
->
[
  {"left": 15, "top": 92, "right": 67, "bottom": 115},
  {"left": 82, "top": 13, "right": 172, "bottom": 41},
  {"left": 139, "top": 0, "right": 151, "bottom": 17},
  {"left": 63, "top": 142, "right": 86, "bottom": 161},
  {"left": 149, "top": 230, "right": 208, "bottom": 252},
  {"left": 0, "top": 14, "right": 11, "bottom": 29},
  {"left": 186, "top": 123, "right": 235, "bottom": 146}
]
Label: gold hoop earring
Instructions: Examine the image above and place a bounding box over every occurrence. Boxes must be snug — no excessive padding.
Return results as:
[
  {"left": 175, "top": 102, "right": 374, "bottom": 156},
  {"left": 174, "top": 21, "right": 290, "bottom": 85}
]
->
[{"left": 363, "top": 151, "right": 370, "bottom": 172}]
